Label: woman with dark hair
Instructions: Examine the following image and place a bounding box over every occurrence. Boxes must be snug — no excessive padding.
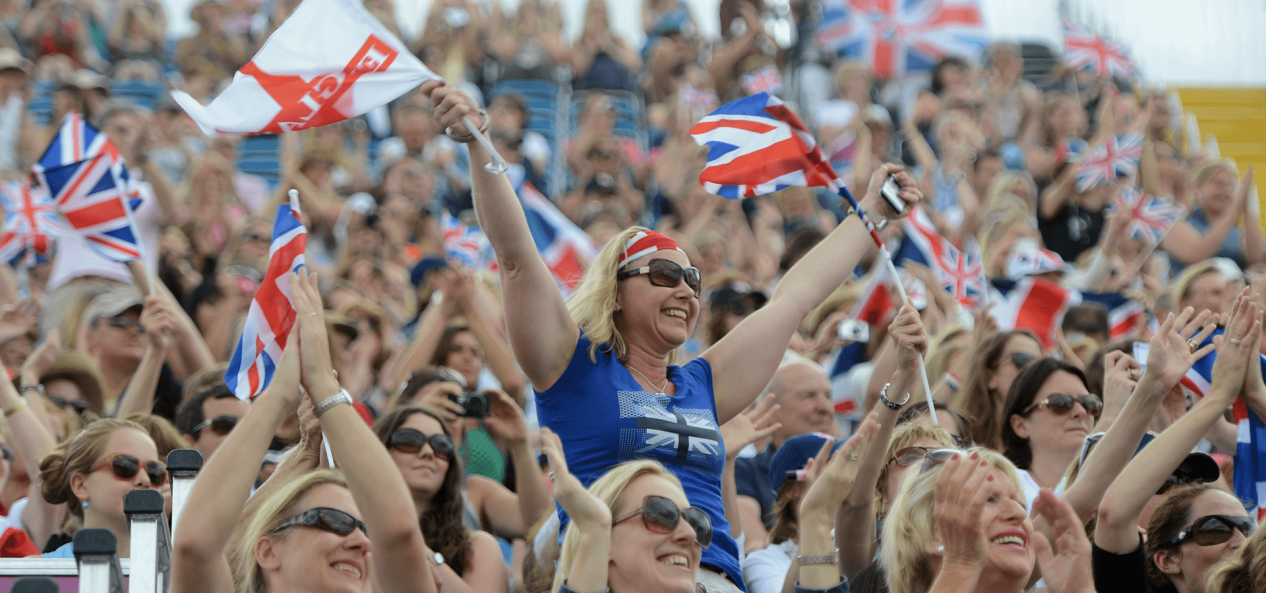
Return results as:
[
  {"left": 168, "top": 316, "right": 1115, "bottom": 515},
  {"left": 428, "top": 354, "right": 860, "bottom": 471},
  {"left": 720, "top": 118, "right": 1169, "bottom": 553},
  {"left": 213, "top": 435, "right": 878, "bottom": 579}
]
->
[
  {"left": 373, "top": 406, "right": 508, "bottom": 592},
  {"left": 951, "top": 329, "right": 1042, "bottom": 450},
  {"left": 1095, "top": 292, "right": 1264, "bottom": 593},
  {"left": 999, "top": 358, "right": 1098, "bottom": 509}
]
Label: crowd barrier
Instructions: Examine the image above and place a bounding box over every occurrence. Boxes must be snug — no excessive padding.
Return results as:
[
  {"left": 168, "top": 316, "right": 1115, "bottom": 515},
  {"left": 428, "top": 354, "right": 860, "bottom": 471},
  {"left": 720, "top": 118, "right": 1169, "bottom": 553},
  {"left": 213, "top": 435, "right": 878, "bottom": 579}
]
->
[{"left": 0, "top": 448, "right": 203, "bottom": 593}]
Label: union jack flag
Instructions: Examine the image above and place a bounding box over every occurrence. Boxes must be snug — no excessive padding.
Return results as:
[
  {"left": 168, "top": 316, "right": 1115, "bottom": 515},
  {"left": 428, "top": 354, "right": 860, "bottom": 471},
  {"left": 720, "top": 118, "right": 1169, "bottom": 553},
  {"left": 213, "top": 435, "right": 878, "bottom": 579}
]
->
[
  {"left": 1234, "top": 388, "right": 1266, "bottom": 520},
  {"left": 33, "top": 113, "right": 145, "bottom": 262},
  {"left": 1076, "top": 132, "right": 1143, "bottom": 192},
  {"left": 440, "top": 211, "right": 493, "bottom": 270},
  {"left": 224, "top": 196, "right": 307, "bottom": 399},
  {"left": 0, "top": 181, "right": 64, "bottom": 265},
  {"left": 1062, "top": 17, "right": 1136, "bottom": 79},
  {"left": 690, "top": 93, "right": 841, "bottom": 199},
  {"left": 891, "top": 206, "right": 945, "bottom": 269},
  {"left": 740, "top": 64, "right": 783, "bottom": 97},
  {"left": 1006, "top": 247, "right": 1067, "bottom": 279},
  {"left": 939, "top": 241, "right": 986, "bottom": 308},
  {"left": 1113, "top": 187, "right": 1185, "bottom": 244},
  {"left": 1078, "top": 291, "right": 1147, "bottom": 340},
  {"left": 518, "top": 182, "right": 597, "bottom": 293},
  {"left": 815, "top": 0, "right": 988, "bottom": 79}
]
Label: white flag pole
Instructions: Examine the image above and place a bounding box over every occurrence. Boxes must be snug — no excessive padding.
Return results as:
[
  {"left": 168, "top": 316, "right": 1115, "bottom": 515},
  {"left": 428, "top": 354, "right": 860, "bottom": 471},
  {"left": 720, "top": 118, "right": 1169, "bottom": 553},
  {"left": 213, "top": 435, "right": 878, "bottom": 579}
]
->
[{"left": 460, "top": 115, "right": 508, "bottom": 174}]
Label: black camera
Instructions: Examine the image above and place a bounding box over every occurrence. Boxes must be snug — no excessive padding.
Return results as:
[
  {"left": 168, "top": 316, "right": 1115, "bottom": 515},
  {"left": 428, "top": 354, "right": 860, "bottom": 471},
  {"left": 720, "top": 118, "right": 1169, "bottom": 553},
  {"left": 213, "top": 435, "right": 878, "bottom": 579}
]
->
[{"left": 448, "top": 391, "right": 490, "bottom": 418}]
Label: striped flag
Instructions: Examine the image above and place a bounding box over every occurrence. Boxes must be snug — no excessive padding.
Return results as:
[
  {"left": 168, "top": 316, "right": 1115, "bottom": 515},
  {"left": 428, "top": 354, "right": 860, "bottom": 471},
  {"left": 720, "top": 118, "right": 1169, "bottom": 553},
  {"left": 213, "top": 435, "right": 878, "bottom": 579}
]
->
[
  {"left": 815, "top": 0, "right": 988, "bottom": 79},
  {"left": 690, "top": 93, "right": 842, "bottom": 199},
  {"left": 518, "top": 182, "right": 597, "bottom": 293},
  {"left": 990, "top": 278, "right": 1078, "bottom": 349},
  {"left": 1113, "top": 187, "right": 1185, "bottom": 244},
  {"left": 440, "top": 211, "right": 493, "bottom": 270},
  {"left": 1076, "top": 133, "right": 1143, "bottom": 192},
  {"left": 1062, "top": 17, "right": 1136, "bottom": 79},
  {"left": 1078, "top": 291, "right": 1147, "bottom": 340},
  {"left": 32, "top": 113, "right": 145, "bottom": 262},
  {"left": 0, "top": 181, "right": 64, "bottom": 265},
  {"left": 849, "top": 266, "right": 894, "bottom": 326},
  {"left": 224, "top": 196, "right": 307, "bottom": 399}
]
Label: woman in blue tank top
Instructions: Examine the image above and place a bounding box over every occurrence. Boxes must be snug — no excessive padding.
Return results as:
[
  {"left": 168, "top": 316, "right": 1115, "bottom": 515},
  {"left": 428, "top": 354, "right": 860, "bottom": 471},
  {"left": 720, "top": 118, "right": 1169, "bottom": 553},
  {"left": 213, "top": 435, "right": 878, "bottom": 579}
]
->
[{"left": 427, "top": 82, "right": 923, "bottom": 591}]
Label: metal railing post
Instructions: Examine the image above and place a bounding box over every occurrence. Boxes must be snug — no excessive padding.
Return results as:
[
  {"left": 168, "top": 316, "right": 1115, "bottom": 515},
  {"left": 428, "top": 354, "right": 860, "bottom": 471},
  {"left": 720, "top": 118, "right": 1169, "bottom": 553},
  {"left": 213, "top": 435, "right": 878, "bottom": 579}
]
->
[
  {"left": 125, "top": 489, "right": 170, "bottom": 593},
  {"left": 166, "top": 449, "right": 202, "bottom": 541},
  {"left": 73, "top": 528, "right": 124, "bottom": 593}
]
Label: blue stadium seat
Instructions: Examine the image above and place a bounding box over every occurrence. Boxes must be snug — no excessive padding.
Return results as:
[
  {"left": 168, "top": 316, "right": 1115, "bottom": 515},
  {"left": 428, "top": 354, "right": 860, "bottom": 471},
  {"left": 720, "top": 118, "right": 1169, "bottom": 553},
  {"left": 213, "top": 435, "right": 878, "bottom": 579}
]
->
[{"left": 111, "top": 81, "right": 165, "bottom": 110}]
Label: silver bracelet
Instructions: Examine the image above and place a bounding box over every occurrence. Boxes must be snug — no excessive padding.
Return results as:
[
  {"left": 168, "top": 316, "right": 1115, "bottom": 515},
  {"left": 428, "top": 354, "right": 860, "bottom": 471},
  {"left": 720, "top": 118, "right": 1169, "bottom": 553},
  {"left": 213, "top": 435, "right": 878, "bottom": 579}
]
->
[
  {"left": 796, "top": 549, "right": 839, "bottom": 565},
  {"left": 444, "top": 109, "right": 490, "bottom": 143},
  {"left": 314, "top": 389, "right": 352, "bottom": 417},
  {"left": 880, "top": 383, "right": 910, "bottom": 410}
]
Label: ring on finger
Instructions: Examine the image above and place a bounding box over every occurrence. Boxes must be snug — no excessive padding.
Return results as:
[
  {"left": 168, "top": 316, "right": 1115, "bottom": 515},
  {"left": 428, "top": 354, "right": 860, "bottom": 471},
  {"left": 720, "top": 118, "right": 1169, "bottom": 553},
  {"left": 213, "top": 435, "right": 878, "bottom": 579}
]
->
[
  {"left": 1187, "top": 339, "right": 1200, "bottom": 353},
  {"left": 1127, "top": 368, "right": 1138, "bottom": 380}
]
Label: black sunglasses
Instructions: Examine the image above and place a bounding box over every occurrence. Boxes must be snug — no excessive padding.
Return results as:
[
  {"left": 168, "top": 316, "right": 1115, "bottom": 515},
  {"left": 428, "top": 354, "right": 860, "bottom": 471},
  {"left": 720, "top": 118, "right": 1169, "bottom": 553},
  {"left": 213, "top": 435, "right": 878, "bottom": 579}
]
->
[
  {"left": 48, "top": 395, "right": 88, "bottom": 415},
  {"left": 1022, "top": 393, "right": 1103, "bottom": 418},
  {"left": 613, "top": 495, "right": 713, "bottom": 549},
  {"left": 271, "top": 507, "right": 369, "bottom": 538},
  {"left": 192, "top": 415, "right": 239, "bottom": 436},
  {"left": 104, "top": 316, "right": 145, "bottom": 333},
  {"left": 0, "top": 446, "right": 12, "bottom": 463},
  {"left": 1164, "top": 514, "right": 1256, "bottom": 547},
  {"left": 387, "top": 428, "right": 455, "bottom": 462},
  {"left": 91, "top": 453, "right": 167, "bottom": 486},
  {"left": 998, "top": 351, "right": 1035, "bottom": 369},
  {"left": 619, "top": 259, "right": 701, "bottom": 296}
]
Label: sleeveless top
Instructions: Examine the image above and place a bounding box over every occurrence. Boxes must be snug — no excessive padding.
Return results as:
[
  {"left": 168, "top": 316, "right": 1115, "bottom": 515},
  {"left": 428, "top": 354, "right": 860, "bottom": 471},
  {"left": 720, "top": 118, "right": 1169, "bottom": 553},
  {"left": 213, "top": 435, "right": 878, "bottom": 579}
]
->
[{"left": 536, "top": 332, "right": 744, "bottom": 589}]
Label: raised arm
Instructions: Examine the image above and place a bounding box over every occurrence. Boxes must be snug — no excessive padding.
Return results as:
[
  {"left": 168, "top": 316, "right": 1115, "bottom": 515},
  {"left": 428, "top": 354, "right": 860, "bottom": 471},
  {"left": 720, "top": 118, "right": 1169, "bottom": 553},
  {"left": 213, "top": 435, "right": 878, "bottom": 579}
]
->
[
  {"left": 171, "top": 341, "right": 301, "bottom": 593},
  {"left": 2, "top": 371, "right": 62, "bottom": 550},
  {"left": 291, "top": 269, "right": 435, "bottom": 593},
  {"left": 541, "top": 427, "right": 612, "bottom": 592},
  {"left": 115, "top": 295, "right": 176, "bottom": 418},
  {"left": 798, "top": 415, "right": 879, "bottom": 590},
  {"left": 471, "top": 390, "right": 552, "bottom": 539},
  {"left": 455, "top": 270, "right": 527, "bottom": 402},
  {"left": 1096, "top": 292, "right": 1259, "bottom": 554},
  {"left": 838, "top": 305, "right": 925, "bottom": 580},
  {"left": 430, "top": 84, "right": 578, "bottom": 390},
  {"left": 703, "top": 166, "right": 923, "bottom": 423}
]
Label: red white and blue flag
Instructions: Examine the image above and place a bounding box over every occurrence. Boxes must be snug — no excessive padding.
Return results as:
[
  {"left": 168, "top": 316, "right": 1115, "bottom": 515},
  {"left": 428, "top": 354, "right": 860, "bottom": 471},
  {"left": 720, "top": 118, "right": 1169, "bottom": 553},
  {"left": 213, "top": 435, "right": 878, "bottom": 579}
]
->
[
  {"left": 1076, "top": 132, "right": 1144, "bottom": 192},
  {"left": 891, "top": 207, "right": 946, "bottom": 269},
  {"left": 740, "top": 64, "right": 784, "bottom": 97},
  {"left": 0, "top": 181, "right": 64, "bottom": 265},
  {"left": 1006, "top": 247, "right": 1067, "bottom": 279},
  {"left": 1078, "top": 291, "right": 1147, "bottom": 340},
  {"left": 690, "top": 93, "right": 841, "bottom": 199},
  {"left": 1062, "top": 17, "right": 1136, "bottom": 79},
  {"left": 518, "top": 183, "right": 597, "bottom": 294},
  {"left": 990, "top": 277, "right": 1078, "bottom": 349},
  {"left": 1234, "top": 392, "right": 1266, "bottom": 520},
  {"left": 815, "top": 0, "right": 988, "bottom": 79},
  {"left": 849, "top": 266, "right": 894, "bottom": 326},
  {"left": 224, "top": 197, "right": 307, "bottom": 400},
  {"left": 1113, "top": 187, "right": 1185, "bottom": 244},
  {"left": 440, "top": 211, "right": 493, "bottom": 271},
  {"left": 33, "top": 113, "right": 144, "bottom": 262},
  {"left": 939, "top": 241, "right": 986, "bottom": 309}
]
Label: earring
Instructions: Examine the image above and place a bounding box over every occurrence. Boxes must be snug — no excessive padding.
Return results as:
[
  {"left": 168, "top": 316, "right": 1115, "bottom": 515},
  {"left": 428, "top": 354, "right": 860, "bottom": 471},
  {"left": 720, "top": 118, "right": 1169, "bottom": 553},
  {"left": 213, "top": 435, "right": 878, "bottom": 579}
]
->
[
  {"left": 82, "top": 501, "right": 89, "bottom": 510},
  {"left": 936, "top": 545, "right": 944, "bottom": 556},
  {"left": 615, "top": 304, "right": 622, "bottom": 311}
]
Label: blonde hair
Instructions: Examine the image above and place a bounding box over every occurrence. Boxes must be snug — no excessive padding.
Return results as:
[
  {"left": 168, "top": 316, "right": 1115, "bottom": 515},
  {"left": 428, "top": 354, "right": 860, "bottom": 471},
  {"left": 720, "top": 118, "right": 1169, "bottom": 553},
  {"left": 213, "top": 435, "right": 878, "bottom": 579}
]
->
[
  {"left": 231, "top": 470, "right": 349, "bottom": 593},
  {"left": 880, "top": 447, "right": 1023, "bottom": 593},
  {"left": 1169, "top": 259, "right": 1221, "bottom": 308},
  {"left": 39, "top": 418, "right": 153, "bottom": 516},
  {"left": 1193, "top": 159, "right": 1236, "bottom": 188},
  {"left": 1205, "top": 520, "right": 1266, "bottom": 593},
  {"left": 567, "top": 226, "right": 687, "bottom": 364},
  {"left": 874, "top": 424, "right": 956, "bottom": 516},
  {"left": 552, "top": 460, "right": 684, "bottom": 593}
]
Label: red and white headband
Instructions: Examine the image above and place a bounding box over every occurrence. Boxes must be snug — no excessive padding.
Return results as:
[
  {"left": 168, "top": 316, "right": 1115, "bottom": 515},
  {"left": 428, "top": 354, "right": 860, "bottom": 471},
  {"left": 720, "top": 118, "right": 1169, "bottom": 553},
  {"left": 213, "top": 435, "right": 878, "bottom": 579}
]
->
[{"left": 617, "top": 230, "right": 685, "bottom": 270}]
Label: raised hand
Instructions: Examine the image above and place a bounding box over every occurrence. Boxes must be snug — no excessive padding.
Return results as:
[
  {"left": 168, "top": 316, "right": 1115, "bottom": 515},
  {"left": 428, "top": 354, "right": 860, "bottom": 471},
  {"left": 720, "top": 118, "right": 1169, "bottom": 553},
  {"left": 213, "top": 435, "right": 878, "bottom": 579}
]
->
[
  {"left": 861, "top": 164, "right": 922, "bottom": 219},
  {"left": 483, "top": 389, "right": 529, "bottom": 449},
  {"left": 1100, "top": 350, "right": 1139, "bottom": 420},
  {"left": 541, "top": 428, "right": 610, "bottom": 530},
  {"left": 1031, "top": 490, "right": 1094, "bottom": 593},
  {"left": 0, "top": 298, "right": 38, "bottom": 343},
  {"left": 934, "top": 451, "right": 995, "bottom": 571},
  {"left": 1144, "top": 307, "right": 1216, "bottom": 390},
  {"left": 21, "top": 329, "right": 61, "bottom": 384},
  {"left": 1209, "top": 289, "right": 1263, "bottom": 405},
  {"left": 888, "top": 304, "right": 929, "bottom": 373},
  {"left": 720, "top": 397, "right": 782, "bottom": 459},
  {"left": 798, "top": 413, "right": 880, "bottom": 521},
  {"left": 140, "top": 295, "right": 178, "bottom": 352},
  {"left": 289, "top": 268, "right": 340, "bottom": 401}
]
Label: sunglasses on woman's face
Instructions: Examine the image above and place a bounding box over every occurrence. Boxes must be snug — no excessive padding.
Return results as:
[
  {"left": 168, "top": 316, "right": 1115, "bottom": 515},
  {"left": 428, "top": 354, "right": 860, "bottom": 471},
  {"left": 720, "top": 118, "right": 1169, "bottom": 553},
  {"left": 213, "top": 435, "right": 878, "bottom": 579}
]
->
[
  {"left": 1164, "top": 514, "right": 1256, "bottom": 547},
  {"left": 888, "top": 446, "right": 936, "bottom": 468},
  {"left": 613, "top": 495, "right": 713, "bottom": 549},
  {"left": 619, "top": 259, "right": 702, "bottom": 296},
  {"left": 387, "top": 428, "right": 455, "bottom": 462},
  {"left": 91, "top": 453, "right": 168, "bottom": 486},
  {"left": 1022, "top": 393, "right": 1103, "bottom": 418},
  {"left": 270, "top": 507, "right": 369, "bottom": 538},
  {"left": 48, "top": 395, "right": 88, "bottom": 415},
  {"left": 998, "top": 351, "right": 1035, "bottom": 370},
  {"left": 192, "top": 415, "right": 239, "bottom": 437}
]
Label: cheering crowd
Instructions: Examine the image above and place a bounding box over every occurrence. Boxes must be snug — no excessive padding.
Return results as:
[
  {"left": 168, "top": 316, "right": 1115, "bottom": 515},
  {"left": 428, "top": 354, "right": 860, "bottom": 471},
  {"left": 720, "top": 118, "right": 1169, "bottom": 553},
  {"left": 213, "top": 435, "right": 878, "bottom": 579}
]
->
[{"left": 0, "top": 0, "right": 1263, "bottom": 593}]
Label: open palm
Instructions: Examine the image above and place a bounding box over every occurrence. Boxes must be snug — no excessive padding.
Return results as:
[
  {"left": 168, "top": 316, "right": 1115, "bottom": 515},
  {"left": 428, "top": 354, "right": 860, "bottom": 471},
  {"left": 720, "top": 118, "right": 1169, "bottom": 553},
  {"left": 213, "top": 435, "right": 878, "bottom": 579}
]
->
[
  {"left": 1145, "top": 308, "right": 1215, "bottom": 389},
  {"left": 542, "top": 428, "right": 611, "bottom": 530}
]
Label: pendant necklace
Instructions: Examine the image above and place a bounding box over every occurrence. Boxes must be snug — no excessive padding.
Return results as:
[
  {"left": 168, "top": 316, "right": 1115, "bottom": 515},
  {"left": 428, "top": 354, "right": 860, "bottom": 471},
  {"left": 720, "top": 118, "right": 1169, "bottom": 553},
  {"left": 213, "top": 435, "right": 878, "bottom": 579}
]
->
[{"left": 628, "top": 364, "right": 669, "bottom": 394}]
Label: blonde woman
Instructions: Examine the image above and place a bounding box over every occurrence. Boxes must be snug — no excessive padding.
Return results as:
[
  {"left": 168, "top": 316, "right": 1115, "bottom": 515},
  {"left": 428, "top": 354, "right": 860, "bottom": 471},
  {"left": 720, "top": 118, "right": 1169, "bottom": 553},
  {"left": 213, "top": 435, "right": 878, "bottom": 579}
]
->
[
  {"left": 171, "top": 268, "right": 435, "bottom": 593},
  {"left": 426, "top": 82, "right": 922, "bottom": 590}
]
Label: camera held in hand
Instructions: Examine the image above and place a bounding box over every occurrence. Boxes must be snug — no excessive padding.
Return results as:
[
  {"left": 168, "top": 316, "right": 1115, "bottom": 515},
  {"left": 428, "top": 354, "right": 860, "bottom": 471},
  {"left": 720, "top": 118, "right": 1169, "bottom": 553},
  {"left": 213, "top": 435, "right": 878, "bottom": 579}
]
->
[{"left": 448, "top": 391, "right": 490, "bottom": 418}]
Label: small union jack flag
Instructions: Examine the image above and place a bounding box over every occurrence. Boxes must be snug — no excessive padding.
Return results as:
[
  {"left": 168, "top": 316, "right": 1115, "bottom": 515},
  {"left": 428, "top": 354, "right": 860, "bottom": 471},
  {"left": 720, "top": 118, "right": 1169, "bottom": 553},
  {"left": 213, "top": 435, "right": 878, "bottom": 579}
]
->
[
  {"left": 440, "top": 211, "right": 493, "bottom": 270},
  {"left": 33, "top": 113, "right": 145, "bottom": 262},
  {"left": 0, "top": 181, "right": 64, "bottom": 265},
  {"left": 939, "top": 241, "right": 986, "bottom": 308},
  {"left": 816, "top": 0, "right": 989, "bottom": 79},
  {"left": 1006, "top": 247, "right": 1067, "bottom": 279},
  {"left": 1076, "top": 132, "right": 1143, "bottom": 192},
  {"left": 1062, "top": 17, "right": 1136, "bottom": 79},
  {"left": 740, "top": 64, "right": 783, "bottom": 97},
  {"left": 224, "top": 195, "right": 307, "bottom": 399},
  {"left": 1113, "top": 186, "right": 1185, "bottom": 244},
  {"left": 690, "top": 93, "right": 841, "bottom": 199}
]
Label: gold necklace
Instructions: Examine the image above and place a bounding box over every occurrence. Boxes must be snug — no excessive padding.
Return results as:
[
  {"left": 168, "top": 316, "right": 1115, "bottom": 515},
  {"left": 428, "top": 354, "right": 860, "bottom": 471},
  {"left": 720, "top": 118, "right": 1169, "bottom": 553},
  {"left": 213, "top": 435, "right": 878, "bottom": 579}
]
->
[{"left": 628, "top": 364, "right": 669, "bottom": 394}]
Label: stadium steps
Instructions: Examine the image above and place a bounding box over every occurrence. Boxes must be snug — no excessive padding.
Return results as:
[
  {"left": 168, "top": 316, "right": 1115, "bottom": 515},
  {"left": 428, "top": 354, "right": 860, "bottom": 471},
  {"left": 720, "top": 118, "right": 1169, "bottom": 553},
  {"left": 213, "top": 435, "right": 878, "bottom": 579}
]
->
[{"left": 1175, "top": 87, "right": 1266, "bottom": 214}]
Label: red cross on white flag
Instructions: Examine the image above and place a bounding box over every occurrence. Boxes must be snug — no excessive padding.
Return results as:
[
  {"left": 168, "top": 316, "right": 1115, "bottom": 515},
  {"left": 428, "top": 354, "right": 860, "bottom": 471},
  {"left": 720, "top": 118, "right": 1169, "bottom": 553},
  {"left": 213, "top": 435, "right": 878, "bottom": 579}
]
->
[{"left": 172, "top": 0, "right": 440, "bottom": 136}]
